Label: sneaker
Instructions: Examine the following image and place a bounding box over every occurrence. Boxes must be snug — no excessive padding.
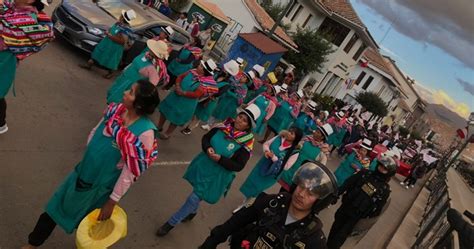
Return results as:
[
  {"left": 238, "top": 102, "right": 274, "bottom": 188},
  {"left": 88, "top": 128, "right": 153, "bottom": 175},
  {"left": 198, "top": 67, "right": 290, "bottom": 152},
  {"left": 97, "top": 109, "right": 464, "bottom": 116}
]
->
[
  {"left": 400, "top": 182, "right": 405, "bottom": 186},
  {"left": 405, "top": 185, "right": 409, "bottom": 189},
  {"left": 201, "top": 124, "right": 211, "bottom": 131},
  {"left": 0, "top": 124, "right": 8, "bottom": 134},
  {"left": 182, "top": 213, "right": 197, "bottom": 223},
  {"left": 181, "top": 127, "right": 192, "bottom": 135},
  {"left": 410, "top": 185, "right": 415, "bottom": 188},
  {"left": 156, "top": 222, "right": 174, "bottom": 237}
]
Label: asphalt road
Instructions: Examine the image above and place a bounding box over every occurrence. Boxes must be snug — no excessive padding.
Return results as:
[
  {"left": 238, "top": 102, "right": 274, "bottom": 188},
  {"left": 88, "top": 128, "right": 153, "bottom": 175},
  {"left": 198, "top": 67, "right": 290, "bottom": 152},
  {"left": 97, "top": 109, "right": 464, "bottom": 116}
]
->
[{"left": 0, "top": 25, "right": 423, "bottom": 249}]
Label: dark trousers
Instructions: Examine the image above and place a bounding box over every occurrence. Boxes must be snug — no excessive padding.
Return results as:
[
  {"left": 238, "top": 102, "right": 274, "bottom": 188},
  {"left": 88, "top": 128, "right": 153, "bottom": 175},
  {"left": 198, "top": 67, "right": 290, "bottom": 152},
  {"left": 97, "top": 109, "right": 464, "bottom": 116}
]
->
[
  {"left": 28, "top": 212, "right": 57, "bottom": 246},
  {"left": 163, "top": 74, "right": 178, "bottom": 90},
  {"left": 403, "top": 175, "right": 417, "bottom": 186},
  {"left": 0, "top": 98, "right": 6, "bottom": 126},
  {"left": 327, "top": 208, "right": 360, "bottom": 249}
]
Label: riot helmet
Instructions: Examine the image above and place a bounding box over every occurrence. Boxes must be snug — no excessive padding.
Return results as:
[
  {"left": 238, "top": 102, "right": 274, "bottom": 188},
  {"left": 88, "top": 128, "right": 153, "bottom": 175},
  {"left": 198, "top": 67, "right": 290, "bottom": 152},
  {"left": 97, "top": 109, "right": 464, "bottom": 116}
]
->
[{"left": 292, "top": 161, "right": 338, "bottom": 213}]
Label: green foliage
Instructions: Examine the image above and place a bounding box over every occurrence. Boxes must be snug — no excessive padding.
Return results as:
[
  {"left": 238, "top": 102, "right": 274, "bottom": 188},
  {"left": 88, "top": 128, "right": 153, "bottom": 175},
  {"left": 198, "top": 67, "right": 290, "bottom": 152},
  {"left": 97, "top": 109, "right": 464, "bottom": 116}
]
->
[
  {"left": 399, "top": 126, "right": 410, "bottom": 137},
  {"left": 284, "top": 28, "right": 334, "bottom": 77},
  {"left": 311, "top": 93, "right": 335, "bottom": 111},
  {"left": 355, "top": 91, "right": 388, "bottom": 118},
  {"left": 410, "top": 130, "right": 422, "bottom": 140},
  {"left": 169, "top": 0, "right": 190, "bottom": 12}
]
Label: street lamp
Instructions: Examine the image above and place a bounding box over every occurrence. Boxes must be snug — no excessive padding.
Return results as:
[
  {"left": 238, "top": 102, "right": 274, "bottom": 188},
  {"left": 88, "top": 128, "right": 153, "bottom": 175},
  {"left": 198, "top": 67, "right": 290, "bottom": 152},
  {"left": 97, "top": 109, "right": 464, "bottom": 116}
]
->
[{"left": 448, "top": 112, "right": 474, "bottom": 168}]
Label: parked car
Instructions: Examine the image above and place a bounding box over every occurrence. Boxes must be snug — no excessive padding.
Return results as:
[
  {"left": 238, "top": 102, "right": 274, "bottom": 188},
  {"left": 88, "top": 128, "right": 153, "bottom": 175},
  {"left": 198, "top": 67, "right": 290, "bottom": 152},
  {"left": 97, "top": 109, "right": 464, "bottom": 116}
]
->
[{"left": 52, "top": 0, "right": 191, "bottom": 64}]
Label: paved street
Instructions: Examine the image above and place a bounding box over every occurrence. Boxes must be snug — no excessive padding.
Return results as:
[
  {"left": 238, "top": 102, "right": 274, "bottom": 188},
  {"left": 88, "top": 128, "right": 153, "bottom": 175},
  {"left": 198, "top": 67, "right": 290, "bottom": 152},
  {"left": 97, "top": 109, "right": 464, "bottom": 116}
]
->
[{"left": 0, "top": 38, "right": 423, "bottom": 249}]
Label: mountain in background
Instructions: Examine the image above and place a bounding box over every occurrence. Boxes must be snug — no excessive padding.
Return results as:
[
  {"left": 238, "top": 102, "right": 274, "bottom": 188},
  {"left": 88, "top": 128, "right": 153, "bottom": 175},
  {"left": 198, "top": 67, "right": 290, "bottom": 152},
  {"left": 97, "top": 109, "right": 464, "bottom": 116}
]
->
[{"left": 425, "top": 104, "right": 468, "bottom": 129}]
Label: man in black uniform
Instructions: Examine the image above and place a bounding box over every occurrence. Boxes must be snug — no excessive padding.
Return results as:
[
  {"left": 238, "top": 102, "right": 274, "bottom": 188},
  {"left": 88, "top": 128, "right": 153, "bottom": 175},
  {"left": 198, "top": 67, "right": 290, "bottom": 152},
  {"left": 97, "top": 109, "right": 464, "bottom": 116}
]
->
[
  {"left": 199, "top": 162, "right": 339, "bottom": 249},
  {"left": 326, "top": 155, "right": 396, "bottom": 249}
]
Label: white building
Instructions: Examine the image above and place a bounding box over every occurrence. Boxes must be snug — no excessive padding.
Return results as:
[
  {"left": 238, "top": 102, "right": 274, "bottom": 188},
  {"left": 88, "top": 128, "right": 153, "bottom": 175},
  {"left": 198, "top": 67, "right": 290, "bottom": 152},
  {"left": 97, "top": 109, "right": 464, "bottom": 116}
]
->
[{"left": 275, "top": 0, "right": 378, "bottom": 92}]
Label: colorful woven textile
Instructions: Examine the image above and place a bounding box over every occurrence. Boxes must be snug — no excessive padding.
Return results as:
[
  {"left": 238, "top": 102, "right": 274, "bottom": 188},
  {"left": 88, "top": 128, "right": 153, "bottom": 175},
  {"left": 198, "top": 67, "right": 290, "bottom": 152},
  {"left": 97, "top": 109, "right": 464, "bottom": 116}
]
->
[
  {"left": 0, "top": 2, "right": 54, "bottom": 60},
  {"left": 183, "top": 44, "right": 202, "bottom": 59},
  {"left": 216, "top": 118, "right": 255, "bottom": 152},
  {"left": 104, "top": 103, "right": 159, "bottom": 178},
  {"left": 145, "top": 51, "right": 170, "bottom": 85},
  {"left": 190, "top": 69, "right": 217, "bottom": 98}
]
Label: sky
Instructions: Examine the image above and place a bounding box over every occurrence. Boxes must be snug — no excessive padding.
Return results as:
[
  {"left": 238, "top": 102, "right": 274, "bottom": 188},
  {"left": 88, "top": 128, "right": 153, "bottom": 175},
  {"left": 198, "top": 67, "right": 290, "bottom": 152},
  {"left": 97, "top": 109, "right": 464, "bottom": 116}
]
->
[{"left": 350, "top": 0, "right": 474, "bottom": 119}]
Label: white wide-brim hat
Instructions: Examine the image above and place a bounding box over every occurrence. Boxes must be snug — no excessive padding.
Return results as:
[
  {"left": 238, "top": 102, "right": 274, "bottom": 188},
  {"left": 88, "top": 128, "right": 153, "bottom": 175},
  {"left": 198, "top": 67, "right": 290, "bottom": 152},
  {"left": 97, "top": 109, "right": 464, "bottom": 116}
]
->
[
  {"left": 280, "top": 83, "right": 288, "bottom": 92},
  {"left": 318, "top": 123, "right": 334, "bottom": 139},
  {"left": 223, "top": 60, "right": 240, "bottom": 76},
  {"left": 336, "top": 111, "right": 345, "bottom": 119},
  {"left": 360, "top": 138, "right": 373, "bottom": 151},
  {"left": 201, "top": 59, "right": 217, "bottom": 75},
  {"left": 161, "top": 26, "right": 174, "bottom": 36},
  {"left": 308, "top": 100, "right": 317, "bottom": 110},
  {"left": 121, "top": 9, "right": 137, "bottom": 23},
  {"left": 238, "top": 104, "right": 261, "bottom": 129},
  {"left": 252, "top": 64, "right": 265, "bottom": 78},
  {"left": 147, "top": 40, "right": 169, "bottom": 60}
]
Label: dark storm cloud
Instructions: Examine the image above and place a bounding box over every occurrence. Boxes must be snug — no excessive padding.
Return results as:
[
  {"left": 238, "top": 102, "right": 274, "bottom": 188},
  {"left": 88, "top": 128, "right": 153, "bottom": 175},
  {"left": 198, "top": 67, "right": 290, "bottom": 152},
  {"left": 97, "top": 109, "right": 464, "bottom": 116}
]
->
[
  {"left": 457, "top": 78, "right": 474, "bottom": 96},
  {"left": 355, "top": 0, "right": 474, "bottom": 69}
]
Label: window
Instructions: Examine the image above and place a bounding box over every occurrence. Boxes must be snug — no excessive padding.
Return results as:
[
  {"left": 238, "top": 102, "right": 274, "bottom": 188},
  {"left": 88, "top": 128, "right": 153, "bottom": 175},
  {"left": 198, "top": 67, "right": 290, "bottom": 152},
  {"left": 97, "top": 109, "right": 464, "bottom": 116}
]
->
[
  {"left": 353, "top": 44, "right": 366, "bottom": 60},
  {"left": 316, "top": 18, "right": 350, "bottom": 46},
  {"left": 362, "top": 76, "right": 374, "bottom": 90},
  {"left": 344, "top": 33, "right": 358, "bottom": 53},
  {"left": 302, "top": 14, "right": 312, "bottom": 28},
  {"left": 291, "top": 5, "right": 303, "bottom": 21},
  {"left": 354, "top": 71, "right": 366, "bottom": 86},
  {"left": 286, "top": 1, "right": 298, "bottom": 18},
  {"left": 377, "top": 85, "right": 386, "bottom": 96}
]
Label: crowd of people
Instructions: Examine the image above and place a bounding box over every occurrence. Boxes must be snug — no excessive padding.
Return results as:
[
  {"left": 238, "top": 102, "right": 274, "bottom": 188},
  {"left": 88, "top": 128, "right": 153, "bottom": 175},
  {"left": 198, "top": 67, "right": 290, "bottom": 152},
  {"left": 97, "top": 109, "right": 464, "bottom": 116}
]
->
[{"left": 0, "top": 2, "right": 440, "bottom": 248}]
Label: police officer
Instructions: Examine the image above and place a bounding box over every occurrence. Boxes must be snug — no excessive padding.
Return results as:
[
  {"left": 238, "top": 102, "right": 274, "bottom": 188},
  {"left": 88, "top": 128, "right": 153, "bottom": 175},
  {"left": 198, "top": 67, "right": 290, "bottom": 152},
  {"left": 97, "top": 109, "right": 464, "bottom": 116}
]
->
[
  {"left": 326, "top": 155, "right": 396, "bottom": 249},
  {"left": 199, "top": 162, "right": 338, "bottom": 249}
]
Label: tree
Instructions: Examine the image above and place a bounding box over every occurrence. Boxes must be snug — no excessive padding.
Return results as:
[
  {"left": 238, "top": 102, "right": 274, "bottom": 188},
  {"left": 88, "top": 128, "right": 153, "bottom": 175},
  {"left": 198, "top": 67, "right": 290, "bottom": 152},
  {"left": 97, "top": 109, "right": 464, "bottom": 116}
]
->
[
  {"left": 169, "top": 0, "right": 191, "bottom": 12},
  {"left": 258, "top": 0, "right": 291, "bottom": 31},
  {"left": 356, "top": 91, "right": 388, "bottom": 118},
  {"left": 284, "top": 28, "right": 334, "bottom": 78}
]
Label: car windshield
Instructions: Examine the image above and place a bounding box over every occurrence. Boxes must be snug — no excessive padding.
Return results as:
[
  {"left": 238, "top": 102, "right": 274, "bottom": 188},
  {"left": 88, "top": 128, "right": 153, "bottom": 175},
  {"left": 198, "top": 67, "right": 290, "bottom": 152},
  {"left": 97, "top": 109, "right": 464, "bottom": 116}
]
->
[
  {"left": 96, "top": 0, "right": 149, "bottom": 27},
  {"left": 149, "top": 26, "right": 189, "bottom": 45}
]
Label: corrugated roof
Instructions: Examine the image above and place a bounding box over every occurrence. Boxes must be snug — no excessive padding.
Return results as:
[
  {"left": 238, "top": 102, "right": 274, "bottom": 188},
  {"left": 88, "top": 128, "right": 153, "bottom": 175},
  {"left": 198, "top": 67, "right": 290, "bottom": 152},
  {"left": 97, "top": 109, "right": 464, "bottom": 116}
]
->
[
  {"left": 244, "top": 0, "right": 298, "bottom": 49},
  {"left": 318, "top": 0, "right": 365, "bottom": 28},
  {"left": 239, "top": 32, "right": 288, "bottom": 54},
  {"left": 194, "top": 0, "right": 229, "bottom": 24},
  {"left": 363, "top": 47, "right": 393, "bottom": 76}
]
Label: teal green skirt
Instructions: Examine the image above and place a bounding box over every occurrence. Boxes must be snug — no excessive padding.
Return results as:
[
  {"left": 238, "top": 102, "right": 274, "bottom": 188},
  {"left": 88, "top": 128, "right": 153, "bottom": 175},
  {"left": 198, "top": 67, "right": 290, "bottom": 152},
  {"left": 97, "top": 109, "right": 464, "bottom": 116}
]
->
[
  {"left": 0, "top": 51, "right": 17, "bottom": 98},
  {"left": 195, "top": 99, "right": 218, "bottom": 122},
  {"left": 159, "top": 91, "right": 198, "bottom": 126},
  {"left": 91, "top": 37, "right": 124, "bottom": 70}
]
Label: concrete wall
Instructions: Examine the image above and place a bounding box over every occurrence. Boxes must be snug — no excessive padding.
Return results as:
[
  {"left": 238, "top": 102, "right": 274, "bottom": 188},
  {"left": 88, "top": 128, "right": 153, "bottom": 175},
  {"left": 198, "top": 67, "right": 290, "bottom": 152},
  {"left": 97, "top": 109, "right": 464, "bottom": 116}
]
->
[
  {"left": 280, "top": 0, "right": 325, "bottom": 31},
  {"left": 383, "top": 57, "right": 418, "bottom": 111},
  {"left": 206, "top": 0, "right": 261, "bottom": 33}
]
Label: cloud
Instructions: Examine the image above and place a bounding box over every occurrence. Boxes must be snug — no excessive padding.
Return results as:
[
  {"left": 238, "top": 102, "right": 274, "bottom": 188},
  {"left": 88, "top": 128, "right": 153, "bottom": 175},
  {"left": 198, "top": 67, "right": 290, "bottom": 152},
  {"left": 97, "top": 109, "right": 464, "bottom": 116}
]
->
[
  {"left": 414, "top": 83, "right": 470, "bottom": 118},
  {"left": 355, "top": 0, "right": 474, "bottom": 70},
  {"left": 380, "top": 45, "right": 405, "bottom": 62},
  {"left": 456, "top": 78, "right": 474, "bottom": 96}
]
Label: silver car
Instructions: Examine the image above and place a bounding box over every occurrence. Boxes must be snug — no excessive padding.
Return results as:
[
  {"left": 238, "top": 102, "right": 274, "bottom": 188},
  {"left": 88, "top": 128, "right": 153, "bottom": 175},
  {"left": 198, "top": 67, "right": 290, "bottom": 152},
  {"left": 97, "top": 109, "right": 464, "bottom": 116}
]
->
[{"left": 52, "top": 0, "right": 191, "bottom": 63}]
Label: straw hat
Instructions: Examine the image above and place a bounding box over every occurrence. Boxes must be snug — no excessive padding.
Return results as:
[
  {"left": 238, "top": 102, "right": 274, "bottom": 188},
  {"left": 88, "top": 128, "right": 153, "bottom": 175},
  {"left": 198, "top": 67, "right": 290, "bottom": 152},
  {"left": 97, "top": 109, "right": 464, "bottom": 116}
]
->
[
  {"left": 346, "top": 117, "right": 354, "bottom": 125},
  {"left": 223, "top": 60, "right": 240, "bottom": 76},
  {"left": 121, "top": 9, "right": 137, "bottom": 23},
  {"left": 280, "top": 83, "right": 288, "bottom": 93},
  {"left": 146, "top": 40, "right": 169, "bottom": 60},
  {"left": 236, "top": 57, "right": 244, "bottom": 65},
  {"left": 247, "top": 70, "right": 256, "bottom": 80},
  {"left": 296, "top": 89, "right": 304, "bottom": 99},
  {"left": 335, "top": 111, "right": 345, "bottom": 119},
  {"left": 76, "top": 206, "right": 127, "bottom": 248}
]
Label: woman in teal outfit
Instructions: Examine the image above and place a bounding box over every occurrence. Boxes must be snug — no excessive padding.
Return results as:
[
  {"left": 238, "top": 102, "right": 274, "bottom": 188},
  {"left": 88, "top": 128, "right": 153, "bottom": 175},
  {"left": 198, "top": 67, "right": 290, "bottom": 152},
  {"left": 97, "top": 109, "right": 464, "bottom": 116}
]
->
[
  {"left": 155, "top": 105, "right": 261, "bottom": 237},
  {"left": 80, "top": 9, "right": 136, "bottom": 78},
  {"left": 106, "top": 39, "right": 169, "bottom": 104},
  {"left": 334, "top": 138, "right": 373, "bottom": 186},
  {"left": 293, "top": 100, "right": 319, "bottom": 135},
  {"left": 0, "top": 0, "right": 54, "bottom": 134},
  {"left": 262, "top": 89, "right": 304, "bottom": 142},
  {"left": 164, "top": 40, "right": 200, "bottom": 90},
  {"left": 23, "top": 80, "right": 160, "bottom": 248},
  {"left": 246, "top": 84, "right": 279, "bottom": 136},
  {"left": 278, "top": 123, "right": 333, "bottom": 192},
  {"left": 212, "top": 71, "right": 251, "bottom": 121},
  {"left": 181, "top": 59, "right": 240, "bottom": 135},
  {"left": 157, "top": 59, "right": 217, "bottom": 139},
  {"left": 238, "top": 126, "right": 303, "bottom": 204}
]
